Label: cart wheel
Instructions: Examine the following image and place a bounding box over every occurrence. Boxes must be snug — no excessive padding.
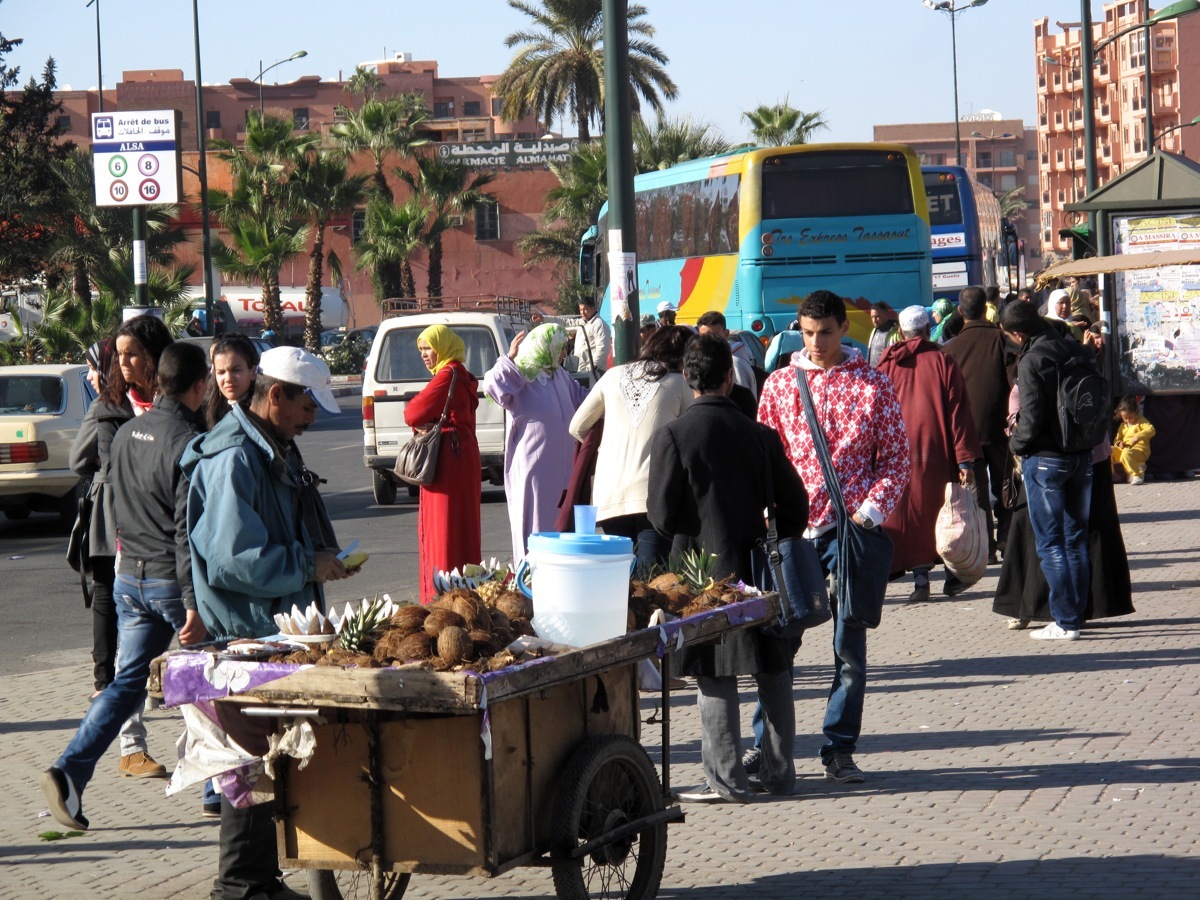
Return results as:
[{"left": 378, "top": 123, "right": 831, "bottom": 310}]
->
[
  {"left": 306, "top": 868, "right": 410, "bottom": 900},
  {"left": 550, "top": 734, "right": 667, "bottom": 900}
]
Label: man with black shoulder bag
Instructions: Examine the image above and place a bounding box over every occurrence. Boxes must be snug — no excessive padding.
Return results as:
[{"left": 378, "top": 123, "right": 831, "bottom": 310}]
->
[{"left": 757, "top": 290, "right": 910, "bottom": 785}]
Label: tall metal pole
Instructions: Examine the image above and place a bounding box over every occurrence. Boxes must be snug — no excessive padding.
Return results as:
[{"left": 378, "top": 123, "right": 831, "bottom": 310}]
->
[
  {"left": 1080, "top": 1, "right": 1102, "bottom": 255},
  {"left": 1144, "top": 0, "right": 1154, "bottom": 151},
  {"left": 87, "top": 0, "right": 103, "bottom": 113},
  {"left": 258, "top": 59, "right": 264, "bottom": 115},
  {"left": 192, "top": 0, "right": 215, "bottom": 334},
  {"left": 131, "top": 207, "right": 149, "bottom": 306},
  {"left": 602, "top": 0, "right": 639, "bottom": 365},
  {"left": 950, "top": 9, "right": 962, "bottom": 163}
]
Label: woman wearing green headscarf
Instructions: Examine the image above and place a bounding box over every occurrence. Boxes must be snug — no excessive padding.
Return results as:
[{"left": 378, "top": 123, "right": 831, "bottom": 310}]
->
[
  {"left": 930, "top": 298, "right": 956, "bottom": 344},
  {"left": 483, "top": 322, "right": 588, "bottom": 560},
  {"left": 405, "top": 324, "right": 481, "bottom": 603}
]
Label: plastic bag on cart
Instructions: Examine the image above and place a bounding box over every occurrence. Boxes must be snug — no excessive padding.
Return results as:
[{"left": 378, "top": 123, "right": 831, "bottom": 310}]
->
[{"left": 166, "top": 703, "right": 262, "bottom": 797}]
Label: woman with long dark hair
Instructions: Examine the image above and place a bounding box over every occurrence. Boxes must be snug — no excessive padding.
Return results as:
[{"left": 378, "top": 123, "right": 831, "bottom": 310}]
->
[
  {"left": 69, "top": 314, "right": 173, "bottom": 778},
  {"left": 204, "top": 332, "right": 259, "bottom": 429},
  {"left": 569, "top": 324, "right": 693, "bottom": 570}
]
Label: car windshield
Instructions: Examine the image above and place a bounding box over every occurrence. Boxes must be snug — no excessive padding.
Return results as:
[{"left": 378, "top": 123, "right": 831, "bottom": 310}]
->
[
  {"left": 375, "top": 326, "right": 501, "bottom": 382},
  {"left": 0, "top": 375, "right": 66, "bottom": 415}
]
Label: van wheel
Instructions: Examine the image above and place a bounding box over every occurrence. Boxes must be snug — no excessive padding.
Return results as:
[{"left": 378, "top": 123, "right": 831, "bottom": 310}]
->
[{"left": 372, "top": 470, "right": 397, "bottom": 506}]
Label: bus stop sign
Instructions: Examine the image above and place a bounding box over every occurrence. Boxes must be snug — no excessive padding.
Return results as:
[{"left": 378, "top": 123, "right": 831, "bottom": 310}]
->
[{"left": 91, "top": 110, "right": 182, "bottom": 207}]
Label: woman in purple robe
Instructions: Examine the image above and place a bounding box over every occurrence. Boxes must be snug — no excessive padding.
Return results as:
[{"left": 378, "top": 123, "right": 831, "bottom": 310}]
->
[{"left": 484, "top": 323, "right": 588, "bottom": 561}]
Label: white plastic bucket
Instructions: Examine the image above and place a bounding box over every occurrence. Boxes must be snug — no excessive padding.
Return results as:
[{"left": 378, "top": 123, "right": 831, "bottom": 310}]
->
[{"left": 516, "top": 532, "right": 634, "bottom": 647}]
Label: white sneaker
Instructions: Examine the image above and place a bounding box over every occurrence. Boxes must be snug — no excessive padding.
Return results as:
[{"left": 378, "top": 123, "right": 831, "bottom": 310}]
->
[
  {"left": 1030, "top": 623, "right": 1080, "bottom": 641},
  {"left": 1130, "top": 476, "right": 1145, "bottom": 486}
]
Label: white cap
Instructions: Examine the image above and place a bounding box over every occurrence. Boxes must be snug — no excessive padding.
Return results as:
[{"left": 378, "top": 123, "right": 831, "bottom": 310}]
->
[
  {"left": 899, "top": 305, "right": 931, "bottom": 333},
  {"left": 258, "top": 347, "right": 340, "bottom": 415},
  {"left": 656, "top": 300, "right": 676, "bottom": 314}
]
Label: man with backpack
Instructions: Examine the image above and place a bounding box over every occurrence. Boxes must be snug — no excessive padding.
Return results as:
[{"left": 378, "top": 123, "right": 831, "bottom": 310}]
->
[{"left": 1000, "top": 301, "right": 1110, "bottom": 641}]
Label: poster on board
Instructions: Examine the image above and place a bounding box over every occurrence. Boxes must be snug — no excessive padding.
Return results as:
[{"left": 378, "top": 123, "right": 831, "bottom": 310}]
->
[{"left": 1112, "top": 212, "right": 1200, "bottom": 394}]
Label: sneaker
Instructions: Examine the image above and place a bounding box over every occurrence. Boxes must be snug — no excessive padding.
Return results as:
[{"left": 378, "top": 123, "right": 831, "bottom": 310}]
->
[
  {"left": 824, "top": 753, "right": 866, "bottom": 783},
  {"left": 673, "top": 782, "right": 729, "bottom": 803},
  {"left": 40, "top": 767, "right": 89, "bottom": 830},
  {"left": 907, "top": 585, "right": 931, "bottom": 603},
  {"left": 119, "top": 751, "right": 167, "bottom": 778},
  {"left": 742, "top": 747, "right": 762, "bottom": 776},
  {"left": 1130, "top": 476, "right": 1145, "bottom": 486},
  {"left": 1006, "top": 617, "right": 1031, "bottom": 631},
  {"left": 202, "top": 800, "right": 222, "bottom": 819},
  {"left": 1030, "top": 622, "right": 1080, "bottom": 641}
]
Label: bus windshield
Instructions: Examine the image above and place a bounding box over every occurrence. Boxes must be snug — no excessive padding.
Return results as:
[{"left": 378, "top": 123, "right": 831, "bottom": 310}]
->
[
  {"left": 925, "top": 178, "right": 964, "bottom": 227},
  {"left": 762, "top": 151, "right": 916, "bottom": 218}
]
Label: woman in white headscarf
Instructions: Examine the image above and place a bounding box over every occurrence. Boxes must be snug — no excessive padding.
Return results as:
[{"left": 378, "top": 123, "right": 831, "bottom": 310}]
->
[{"left": 484, "top": 323, "right": 588, "bottom": 560}]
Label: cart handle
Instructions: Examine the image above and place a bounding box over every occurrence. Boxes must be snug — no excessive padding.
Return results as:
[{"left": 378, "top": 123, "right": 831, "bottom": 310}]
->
[{"left": 238, "top": 706, "right": 322, "bottom": 718}]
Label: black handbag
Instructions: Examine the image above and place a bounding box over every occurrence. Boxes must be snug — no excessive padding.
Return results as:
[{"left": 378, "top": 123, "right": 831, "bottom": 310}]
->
[
  {"left": 757, "top": 432, "right": 831, "bottom": 637},
  {"left": 394, "top": 368, "right": 457, "bottom": 487},
  {"left": 796, "top": 369, "right": 893, "bottom": 629},
  {"left": 64, "top": 484, "right": 94, "bottom": 606}
]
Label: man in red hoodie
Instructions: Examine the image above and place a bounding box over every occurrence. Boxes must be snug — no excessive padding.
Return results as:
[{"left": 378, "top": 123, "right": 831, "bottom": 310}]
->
[{"left": 757, "top": 290, "right": 910, "bottom": 784}]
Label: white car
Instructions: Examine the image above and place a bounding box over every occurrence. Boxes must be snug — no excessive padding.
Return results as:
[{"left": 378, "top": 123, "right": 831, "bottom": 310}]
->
[
  {"left": 362, "top": 310, "right": 528, "bottom": 504},
  {"left": 0, "top": 364, "right": 95, "bottom": 523}
]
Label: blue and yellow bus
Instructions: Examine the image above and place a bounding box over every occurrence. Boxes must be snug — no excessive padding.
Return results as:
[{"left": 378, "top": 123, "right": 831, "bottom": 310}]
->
[
  {"left": 580, "top": 143, "right": 932, "bottom": 347},
  {"left": 922, "top": 165, "right": 1017, "bottom": 302}
]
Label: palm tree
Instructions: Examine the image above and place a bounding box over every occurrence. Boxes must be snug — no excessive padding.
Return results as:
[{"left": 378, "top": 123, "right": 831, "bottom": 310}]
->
[
  {"left": 354, "top": 198, "right": 429, "bottom": 301},
  {"left": 998, "top": 187, "right": 1030, "bottom": 223},
  {"left": 292, "top": 151, "right": 367, "bottom": 350},
  {"left": 212, "top": 216, "right": 310, "bottom": 332},
  {"left": 345, "top": 65, "right": 384, "bottom": 100},
  {"left": 209, "top": 112, "right": 315, "bottom": 331},
  {"left": 396, "top": 155, "right": 495, "bottom": 300},
  {"left": 741, "top": 100, "right": 828, "bottom": 147},
  {"left": 632, "top": 113, "right": 732, "bottom": 173},
  {"left": 494, "top": 0, "right": 677, "bottom": 141}
]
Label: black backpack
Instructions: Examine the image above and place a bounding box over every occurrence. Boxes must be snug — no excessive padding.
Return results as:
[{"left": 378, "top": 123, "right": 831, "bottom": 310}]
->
[{"left": 1055, "top": 346, "right": 1111, "bottom": 453}]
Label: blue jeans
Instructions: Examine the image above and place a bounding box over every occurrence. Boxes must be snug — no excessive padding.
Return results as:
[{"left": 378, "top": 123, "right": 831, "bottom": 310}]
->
[
  {"left": 1022, "top": 453, "right": 1092, "bottom": 631},
  {"left": 814, "top": 529, "right": 868, "bottom": 761},
  {"left": 55, "top": 575, "right": 186, "bottom": 791},
  {"left": 752, "top": 529, "right": 868, "bottom": 762}
]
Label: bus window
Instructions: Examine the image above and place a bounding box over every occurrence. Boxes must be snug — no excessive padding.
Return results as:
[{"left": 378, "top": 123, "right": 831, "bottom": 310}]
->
[
  {"left": 926, "top": 180, "right": 963, "bottom": 227},
  {"left": 761, "top": 151, "right": 915, "bottom": 218}
]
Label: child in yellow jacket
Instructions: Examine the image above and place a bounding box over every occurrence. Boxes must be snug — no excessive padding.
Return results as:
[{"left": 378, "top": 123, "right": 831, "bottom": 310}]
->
[{"left": 1111, "top": 397, "right": 1155, "bottom": 486}]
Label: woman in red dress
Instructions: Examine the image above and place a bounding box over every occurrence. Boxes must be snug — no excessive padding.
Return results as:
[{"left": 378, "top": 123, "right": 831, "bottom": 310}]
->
[{"left": 405, "top": 325, "right": 482, "bottom": 603}]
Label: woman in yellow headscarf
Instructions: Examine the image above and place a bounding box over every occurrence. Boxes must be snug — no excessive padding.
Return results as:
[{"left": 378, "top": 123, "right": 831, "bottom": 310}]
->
[{"left": 405, "top": 324, "right": 481, "bottom": 603}]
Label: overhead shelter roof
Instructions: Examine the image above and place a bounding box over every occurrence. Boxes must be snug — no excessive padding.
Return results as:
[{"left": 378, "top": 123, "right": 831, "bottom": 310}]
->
[
  {"left": 1065, "top": 151, "right": 1200, "bottom": 213},
  {"left": 1037, "top": 246, "right": 1200, "bottom": 285}
]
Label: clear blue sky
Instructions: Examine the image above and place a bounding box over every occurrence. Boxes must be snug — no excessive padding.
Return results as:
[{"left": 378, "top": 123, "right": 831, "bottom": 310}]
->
[{"left": 4, "top": 1, "right": 1088, "bottom": 142}]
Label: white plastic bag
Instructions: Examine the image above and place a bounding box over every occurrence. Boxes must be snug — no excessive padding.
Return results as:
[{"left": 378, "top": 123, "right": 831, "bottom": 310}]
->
[{"left": 936, "top": 482, "right": 988, "bottom": 585}]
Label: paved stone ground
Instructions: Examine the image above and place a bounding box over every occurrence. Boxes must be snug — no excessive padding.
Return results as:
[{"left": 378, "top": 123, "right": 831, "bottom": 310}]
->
[{"left": 3, "top": 478, "right": 1197, "bottom": 899}]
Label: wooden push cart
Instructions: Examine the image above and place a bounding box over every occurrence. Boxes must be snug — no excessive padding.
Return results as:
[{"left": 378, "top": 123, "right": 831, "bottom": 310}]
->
[{"left": 155, "top": 594, "right": 778, "bottom": 900}]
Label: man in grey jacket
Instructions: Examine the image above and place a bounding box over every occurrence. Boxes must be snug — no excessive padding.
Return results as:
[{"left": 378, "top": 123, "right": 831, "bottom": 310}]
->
[{"left": 41, "top": 342, "right": 210, "bottom": 831}]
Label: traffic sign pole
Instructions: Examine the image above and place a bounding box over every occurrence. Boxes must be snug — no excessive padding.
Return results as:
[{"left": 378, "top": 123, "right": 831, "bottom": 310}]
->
[{"left": 131, "top": 207, "right": 148, "bottom": 306}]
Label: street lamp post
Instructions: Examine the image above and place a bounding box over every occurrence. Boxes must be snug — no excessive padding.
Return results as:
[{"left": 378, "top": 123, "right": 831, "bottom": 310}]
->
[
  {"left": 84, "top": 0, "right": 102, "bottom": 113},
  {"left": 969, "top": 129, "right": 1013, "bottom": 194},
  {"left": 255, "top": 50, "right": 308, "bottom": 116},
  {"left": 922, "top": 0, "right": 990, "bottom": 164},
  {"left": 191, "top": 0, "right": 215, "bottom": 335},
  {"left": 1153, "top": 114, "right": 1200, "bottom": 146}
]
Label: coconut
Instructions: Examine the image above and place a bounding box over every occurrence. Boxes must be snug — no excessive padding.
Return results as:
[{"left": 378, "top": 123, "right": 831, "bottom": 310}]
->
[
  {"left": 491, "top": 626, "right": 515, "bottom": 649},
  {"left": 424, "top": 608, "right": 467, "bottom": 637},
  {"left": 661, "top": 587, "right": 693, "bottom": 615},
  {"left": 495, "top": 590, "right": 533, "bottom": 622},
  {"left": 510, "top": 616, "right": 537, "bottom": 637},
  {"left": 628, "top": 593, "right": 653, "bottom": 630},
  {"left": 680, "top": 592, "right": 723, "bottom": 618},
  {"left": 388, "top": 605, "right": 430, "bottom": 635},
  {"left": 469, "top": 629, "right": 500, "bottom": 658},
  {"left": 648, "top": 572, "right": 683, "bottom": 592},
  {"left": 446, "top": 592, "right": 491, "bottom": 632},
  {"left": 488, "top": 608, "right": 512, "bottom": 632},
  {"left": 373, "top": 627, "right": 427, "bottom": 663},
  {"left": 438, "top": 625, "right": 474, "bottom": 664}
]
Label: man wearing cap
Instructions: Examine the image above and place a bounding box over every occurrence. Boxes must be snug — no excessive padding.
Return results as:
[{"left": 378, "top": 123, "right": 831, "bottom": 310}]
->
[
  {"left": 573, "top": 297, "right": 611, "bottom": 385},
  {"left": 657, "top": 300, "right": 678, "bottom": 326},
  {"left": 877, "top": 306, "right": 981, "bottom": 603},
  {"left": 181, "top": 346, "right": 348, "bottom": 900}
]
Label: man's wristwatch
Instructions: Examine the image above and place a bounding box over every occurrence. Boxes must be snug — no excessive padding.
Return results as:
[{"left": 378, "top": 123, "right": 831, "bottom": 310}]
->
[{"left": 859, "top": 513, "right": 876, "bottom": 530}]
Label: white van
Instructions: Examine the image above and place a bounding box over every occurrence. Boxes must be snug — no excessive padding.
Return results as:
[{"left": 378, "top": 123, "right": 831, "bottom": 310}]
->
[{"left": 362, "top": 308, "right": 530, "bottom": 504}]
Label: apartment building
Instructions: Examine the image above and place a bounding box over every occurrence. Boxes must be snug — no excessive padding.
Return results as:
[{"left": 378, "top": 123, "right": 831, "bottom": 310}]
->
[{"left": 1035, "top": 3, "right": 1200, "bottom": 260}]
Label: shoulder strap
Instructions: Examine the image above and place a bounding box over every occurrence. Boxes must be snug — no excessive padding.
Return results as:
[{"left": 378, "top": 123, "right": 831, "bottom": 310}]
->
[
  {"left": 755, "top": 426, "right": 780, "bottom": 550},
  {"left": 795, "top": 367, "right": 848, "bottom": 523},
  {"left": 437, "top": 366, "right": 458, "bottom": 426}
]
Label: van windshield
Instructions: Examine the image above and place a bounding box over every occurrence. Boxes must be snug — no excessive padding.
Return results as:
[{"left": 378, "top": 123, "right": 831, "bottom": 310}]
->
[{"left": 374, "top": 326, "right": 502, "bottom": 382}]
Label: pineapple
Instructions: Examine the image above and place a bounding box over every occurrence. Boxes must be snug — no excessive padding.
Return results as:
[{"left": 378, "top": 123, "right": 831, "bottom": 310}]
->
[
  {"left": 337, "top": 595, "right": 392, "bottom": 652},
  {"left": 679, "top": 549, "right": 718, "bottom": 594},
  {"left": 477, "top": 578, "right": 506, "bottom": 606}
]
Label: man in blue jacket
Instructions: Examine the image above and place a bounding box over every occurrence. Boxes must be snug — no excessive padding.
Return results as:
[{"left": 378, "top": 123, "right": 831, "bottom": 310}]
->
[{"left": 182, "top": 346, "right": 348, "bottom": 900}]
